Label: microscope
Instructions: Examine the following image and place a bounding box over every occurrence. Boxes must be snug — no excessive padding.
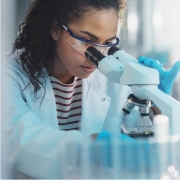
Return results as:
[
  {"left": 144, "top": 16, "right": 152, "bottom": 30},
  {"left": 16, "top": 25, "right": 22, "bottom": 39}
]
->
[{"left": 85, "top": 46, "right": 180, "bottom": 135}]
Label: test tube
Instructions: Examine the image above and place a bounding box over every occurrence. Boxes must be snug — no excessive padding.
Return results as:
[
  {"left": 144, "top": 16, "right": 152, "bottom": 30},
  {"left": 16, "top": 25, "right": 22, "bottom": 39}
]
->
[
  {"left": 153, "top": 115, "right": 170, "bottom": 179},
  {"left": 111, "top": 137, "right": 125, "bottom": 179},
  {"left": 80, "top": 138, "right": 93, "bottom": 179},
  {"left": 62, "top": 139, "right": 82, "bottom": 179}
]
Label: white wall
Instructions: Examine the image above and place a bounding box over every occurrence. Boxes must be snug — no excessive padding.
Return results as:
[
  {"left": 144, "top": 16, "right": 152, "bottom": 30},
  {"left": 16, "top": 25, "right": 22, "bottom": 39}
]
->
[{"left": 125, "top": 0, "right": 180, "bottom": 101}]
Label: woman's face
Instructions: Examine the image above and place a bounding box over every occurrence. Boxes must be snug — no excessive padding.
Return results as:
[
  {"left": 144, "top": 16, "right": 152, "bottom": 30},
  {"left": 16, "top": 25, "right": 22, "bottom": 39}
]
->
[{"left": 51, "top": 8, "right": 119, "bottom": 82}]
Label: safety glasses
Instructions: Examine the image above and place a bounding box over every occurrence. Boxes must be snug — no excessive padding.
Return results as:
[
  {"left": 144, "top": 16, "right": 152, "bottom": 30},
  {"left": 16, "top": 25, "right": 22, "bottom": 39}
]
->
[{"left": 59, "top": 20, "right": 120, "bottom": 55}]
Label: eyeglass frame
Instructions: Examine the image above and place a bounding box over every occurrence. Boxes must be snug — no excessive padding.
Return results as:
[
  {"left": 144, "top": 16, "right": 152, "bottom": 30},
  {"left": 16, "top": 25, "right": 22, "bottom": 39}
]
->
[{"left": 59, "top": 20, "right": 120, "bottom": 47}]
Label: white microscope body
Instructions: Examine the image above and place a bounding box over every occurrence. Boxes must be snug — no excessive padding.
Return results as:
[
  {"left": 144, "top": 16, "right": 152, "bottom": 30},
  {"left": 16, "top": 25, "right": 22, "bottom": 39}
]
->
[{"left": 85, "top": 46, "right": 180, "bottom": 134}]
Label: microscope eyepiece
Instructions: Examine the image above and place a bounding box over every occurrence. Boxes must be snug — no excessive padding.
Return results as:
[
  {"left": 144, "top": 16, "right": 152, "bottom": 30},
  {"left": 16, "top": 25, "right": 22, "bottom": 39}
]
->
[
  {"left": 85, "top": 46, "right": 105, "bottom": 67},
  {"left": 108, "top": 46, "right": 121, "bottom": 55}
]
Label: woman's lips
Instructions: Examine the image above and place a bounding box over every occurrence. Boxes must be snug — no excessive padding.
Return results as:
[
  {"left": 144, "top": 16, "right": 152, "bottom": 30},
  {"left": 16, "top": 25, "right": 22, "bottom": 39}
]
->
[{"left": 81, "top": 65, "right": 96, "bottom": 73}]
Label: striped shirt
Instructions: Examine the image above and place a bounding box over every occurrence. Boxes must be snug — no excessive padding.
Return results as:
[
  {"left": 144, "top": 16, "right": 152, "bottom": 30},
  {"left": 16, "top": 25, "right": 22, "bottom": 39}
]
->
[
  {"left": 49, "top": 76, "right": 82, "bottom": 131},
  {"left": 49, "top": 76, "right": 155, "bottom": 132}
]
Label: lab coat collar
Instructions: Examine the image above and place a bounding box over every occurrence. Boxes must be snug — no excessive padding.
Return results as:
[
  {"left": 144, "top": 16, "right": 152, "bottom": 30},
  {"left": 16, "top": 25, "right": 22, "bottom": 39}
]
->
[
  {"left": 87, "top": 68, "right": 101, "bottom": 86},
  {"left": 81, "top": 69, "right": 111, "bottom": 136},
  {"left": 81, "top": 69, "right": 101, "bottom": 109}
]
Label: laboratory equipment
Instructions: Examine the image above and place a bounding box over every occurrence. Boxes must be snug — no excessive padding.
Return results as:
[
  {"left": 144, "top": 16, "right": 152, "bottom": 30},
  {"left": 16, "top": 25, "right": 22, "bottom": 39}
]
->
[
  {"left": 60, "top": 133, "right": 180, "bottom": 179},
  {"left": 85, "top": 46, "right": 180, "bottom": 135},
  {"left": 59, "top": 115, "right": 180, "bottom": 179}
]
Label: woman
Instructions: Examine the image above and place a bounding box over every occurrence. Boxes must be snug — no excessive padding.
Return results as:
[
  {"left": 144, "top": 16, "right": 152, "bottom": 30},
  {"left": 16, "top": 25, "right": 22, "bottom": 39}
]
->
[{"left": 2, "top": 0, "right": 180, "bottom": 178}]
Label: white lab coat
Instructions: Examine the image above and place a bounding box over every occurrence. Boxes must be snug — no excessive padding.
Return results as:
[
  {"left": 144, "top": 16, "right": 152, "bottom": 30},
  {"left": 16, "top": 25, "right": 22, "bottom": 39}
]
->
[{"left": 2, "top": 57, "right": 139, "bottom": 179}]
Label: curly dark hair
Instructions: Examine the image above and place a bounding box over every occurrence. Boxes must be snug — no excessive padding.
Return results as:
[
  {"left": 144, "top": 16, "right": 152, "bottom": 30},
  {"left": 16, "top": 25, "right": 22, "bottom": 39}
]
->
[{"left": 12, "top": 0, "right": 127, "bottom": 100}]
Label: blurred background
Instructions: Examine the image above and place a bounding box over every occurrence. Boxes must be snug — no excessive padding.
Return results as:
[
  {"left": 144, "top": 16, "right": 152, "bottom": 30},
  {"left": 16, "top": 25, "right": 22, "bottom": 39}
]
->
[
  {"left": 1, "top": 0, "right": 180, "bottom": 101},
  {"left": 122, "top": 0, "right": 180, "bottom": 101}
]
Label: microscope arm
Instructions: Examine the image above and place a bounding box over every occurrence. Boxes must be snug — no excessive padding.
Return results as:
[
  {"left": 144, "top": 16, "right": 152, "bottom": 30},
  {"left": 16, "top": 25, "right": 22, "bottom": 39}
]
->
[
  {"left": 145, "top": 87, "right": 180, "bottom": 134},
  {"left": 131, "top": 85, "right": 180, "bottom": 134}
]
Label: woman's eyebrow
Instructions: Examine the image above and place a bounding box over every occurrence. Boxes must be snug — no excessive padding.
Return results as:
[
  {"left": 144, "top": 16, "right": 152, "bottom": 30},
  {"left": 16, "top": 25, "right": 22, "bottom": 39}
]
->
[
  {"left": 80, "top": 31, "right": 98, "bottom": 40},
  {"left": 106, "top": 36, "right": 117, "bottom": 41},
  {"left": 80, "top": 30, "right": 116, "bottom": 41}
]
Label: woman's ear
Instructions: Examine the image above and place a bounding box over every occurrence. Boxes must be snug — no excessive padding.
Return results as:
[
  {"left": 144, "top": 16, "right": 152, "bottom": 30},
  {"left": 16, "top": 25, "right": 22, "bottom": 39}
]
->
[{"left": 51, "top": 20, "right": 61, "bottom": 40}]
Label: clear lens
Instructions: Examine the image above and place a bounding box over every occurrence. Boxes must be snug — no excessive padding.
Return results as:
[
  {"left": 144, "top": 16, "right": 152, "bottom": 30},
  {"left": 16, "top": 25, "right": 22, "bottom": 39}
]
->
[
  {"left": 68, "top": 37, "right": 110, "bottom": 56},
  {"left": 68, "top": 37, "right": 87, "bottom": 55}
]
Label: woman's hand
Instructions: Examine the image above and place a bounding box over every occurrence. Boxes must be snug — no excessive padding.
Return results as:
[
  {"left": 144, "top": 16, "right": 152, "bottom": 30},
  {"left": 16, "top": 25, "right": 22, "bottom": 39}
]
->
[{"left": 138, "top": 56, "right": 180, "bottom": 95}]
